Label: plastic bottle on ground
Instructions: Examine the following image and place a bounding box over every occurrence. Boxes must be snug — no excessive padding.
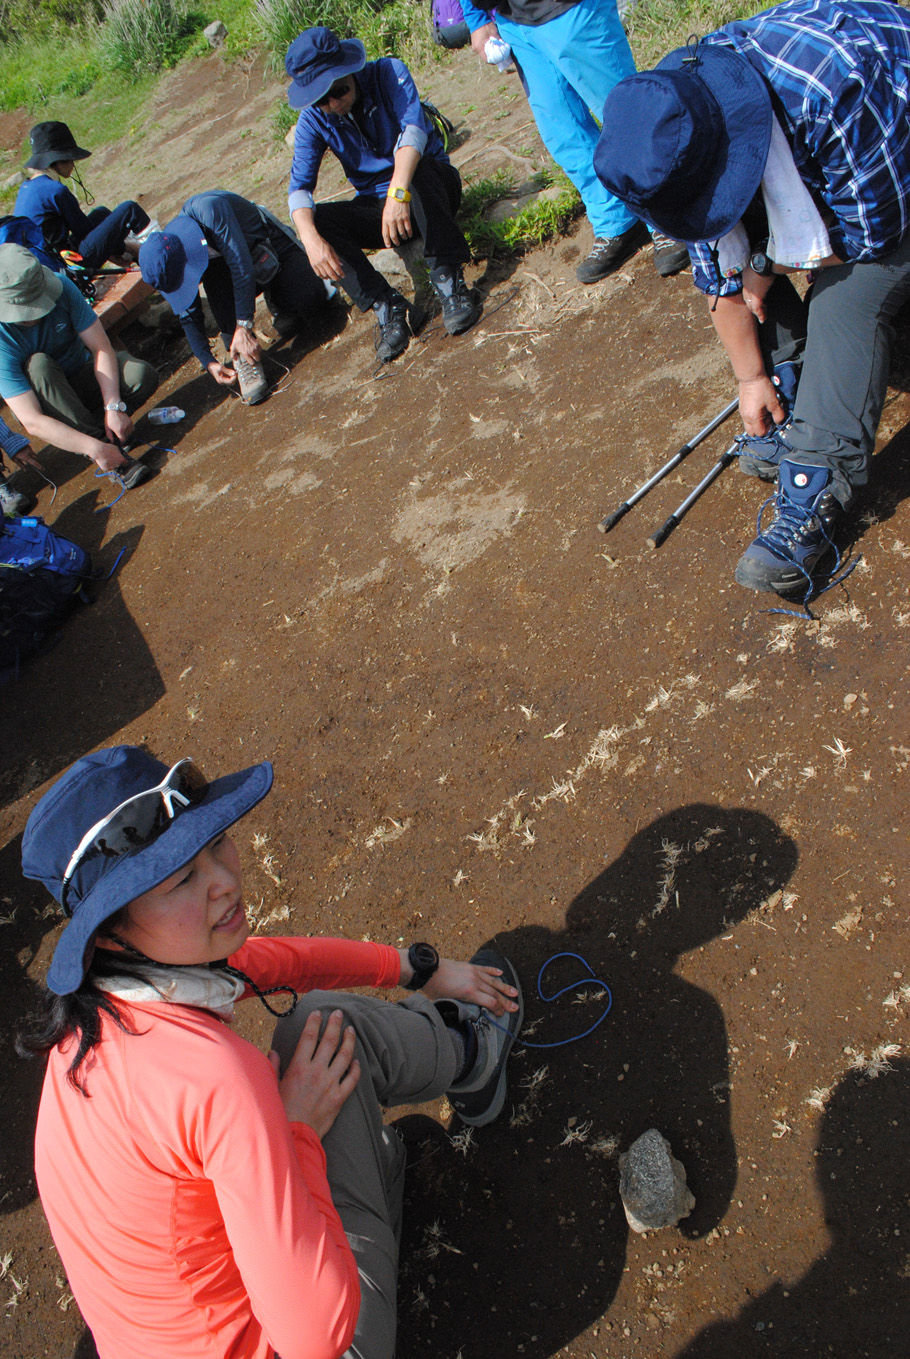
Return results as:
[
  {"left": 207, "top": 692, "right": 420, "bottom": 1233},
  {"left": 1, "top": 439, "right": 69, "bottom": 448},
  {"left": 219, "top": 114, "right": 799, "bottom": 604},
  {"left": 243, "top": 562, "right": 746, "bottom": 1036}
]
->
[{"left": 147, "top": 406, "right": 185, "bottom": 425}]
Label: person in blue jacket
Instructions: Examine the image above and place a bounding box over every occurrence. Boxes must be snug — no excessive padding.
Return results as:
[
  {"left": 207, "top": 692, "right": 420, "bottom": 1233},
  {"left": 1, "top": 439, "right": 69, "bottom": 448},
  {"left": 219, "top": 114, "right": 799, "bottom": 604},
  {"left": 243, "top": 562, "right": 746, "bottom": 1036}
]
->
[
  {"left": 15, "top": 122, "right": 152, "bottom": 272},
  {"left": 140, "top": 190, "right": 333, "bottom": 407},
  {"left": 286, "top": 27, "right": 482, "bottom": 363},
  {"left": 458, "top": 0, "right": 689, "bottom": 282}
]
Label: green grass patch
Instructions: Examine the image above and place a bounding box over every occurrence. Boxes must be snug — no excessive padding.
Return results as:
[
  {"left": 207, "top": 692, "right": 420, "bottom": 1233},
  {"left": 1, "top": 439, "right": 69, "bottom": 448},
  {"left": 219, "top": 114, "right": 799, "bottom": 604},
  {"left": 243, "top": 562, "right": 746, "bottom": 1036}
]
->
[
  {"left": 626, "top": 0, "right": 773, "bottom": 68},
  {"left": 459, "top": 168, "right": 583, "bottom": 258}
]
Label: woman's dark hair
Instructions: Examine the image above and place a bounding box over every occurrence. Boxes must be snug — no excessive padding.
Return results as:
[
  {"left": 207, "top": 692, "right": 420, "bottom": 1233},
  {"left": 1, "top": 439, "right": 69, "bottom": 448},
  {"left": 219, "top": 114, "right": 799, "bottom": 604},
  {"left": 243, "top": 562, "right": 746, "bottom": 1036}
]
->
[{"left": 16, "top": 917, "right": 146, "bottom": 1096}]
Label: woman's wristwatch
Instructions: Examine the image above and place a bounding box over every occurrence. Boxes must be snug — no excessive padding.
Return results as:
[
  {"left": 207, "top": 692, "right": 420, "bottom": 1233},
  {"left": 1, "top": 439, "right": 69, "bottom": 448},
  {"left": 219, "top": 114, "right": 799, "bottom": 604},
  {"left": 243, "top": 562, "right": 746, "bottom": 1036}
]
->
[{"left": 404, "top": 942, "right": 440, "bottom": 990}]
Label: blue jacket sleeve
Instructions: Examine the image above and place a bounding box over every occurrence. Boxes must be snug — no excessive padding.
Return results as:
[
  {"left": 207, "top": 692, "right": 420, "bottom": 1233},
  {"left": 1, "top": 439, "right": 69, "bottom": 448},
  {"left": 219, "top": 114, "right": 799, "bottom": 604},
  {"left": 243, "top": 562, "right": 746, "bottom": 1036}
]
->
[
  {"left": 177, "top": 295, "right": 216, "bottom": 370},
  {"left": 379, "top": 58, "right": 430, "bottom": 155},
  {"left": 53, "top": 182, "right": 93, "bottom": 247},
  {"left": 183, "top": 193, "right": 258, "bottom": 325},
  {"left": 459, "top": 0, "right": 495, "bottom": 31},
  {"left": 289, "top": 112, "right": 327, "bottom": 214},
  {"left": 0, "top": 414, "right": 30, "bottom": 462}
]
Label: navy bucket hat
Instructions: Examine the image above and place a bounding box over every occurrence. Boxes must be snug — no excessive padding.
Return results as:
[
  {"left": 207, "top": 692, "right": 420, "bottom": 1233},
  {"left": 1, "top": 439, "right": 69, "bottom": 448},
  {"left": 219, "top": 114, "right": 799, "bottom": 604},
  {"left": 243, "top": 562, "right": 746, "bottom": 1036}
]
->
[
  {"left": 22, "top": 746, "right": 273, "bottom": 995},
  {"left": 285, "top": 26, "right": 367, "bottom": 109},
  {"left": 594, "top": 43, "right": 772, "bottom": 242},
  {"left": 138, "top": 215, "right": 210, "bottom": 314}
]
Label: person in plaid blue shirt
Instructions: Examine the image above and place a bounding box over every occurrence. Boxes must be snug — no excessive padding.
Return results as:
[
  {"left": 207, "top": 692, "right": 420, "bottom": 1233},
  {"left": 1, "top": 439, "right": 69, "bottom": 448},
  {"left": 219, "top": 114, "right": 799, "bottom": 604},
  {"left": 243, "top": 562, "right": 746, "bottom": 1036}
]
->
[{"left": 594, "top": 0, "right": 910, "bottom": 600}]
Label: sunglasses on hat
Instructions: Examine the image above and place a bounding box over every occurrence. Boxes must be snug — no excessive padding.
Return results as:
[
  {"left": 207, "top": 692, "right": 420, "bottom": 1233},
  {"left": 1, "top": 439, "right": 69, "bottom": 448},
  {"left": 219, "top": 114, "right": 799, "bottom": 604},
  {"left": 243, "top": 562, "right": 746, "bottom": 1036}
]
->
[{"left": 60, "top": 758, "right": 208, "bottom": 913}]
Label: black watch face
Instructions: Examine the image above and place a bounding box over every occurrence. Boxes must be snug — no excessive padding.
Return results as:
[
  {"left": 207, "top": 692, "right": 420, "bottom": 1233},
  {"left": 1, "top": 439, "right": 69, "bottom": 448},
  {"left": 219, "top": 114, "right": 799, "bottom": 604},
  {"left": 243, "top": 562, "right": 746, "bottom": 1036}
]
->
[{"left": 411, "top": 942, "right": 437, "bottom": 971}]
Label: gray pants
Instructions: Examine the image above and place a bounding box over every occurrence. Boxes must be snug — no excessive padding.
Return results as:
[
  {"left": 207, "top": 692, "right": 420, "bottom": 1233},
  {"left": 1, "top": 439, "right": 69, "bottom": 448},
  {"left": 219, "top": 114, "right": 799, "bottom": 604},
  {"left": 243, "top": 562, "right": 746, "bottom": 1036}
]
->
[
  {"left": 26, "top": 351, "right": 159, "bottom": 443},
  {"left": 270, "top": 992, "right": 461, "bottom": 1359},
  {"left": 766, "top": 233, "right": 910, "bottom": 508}
]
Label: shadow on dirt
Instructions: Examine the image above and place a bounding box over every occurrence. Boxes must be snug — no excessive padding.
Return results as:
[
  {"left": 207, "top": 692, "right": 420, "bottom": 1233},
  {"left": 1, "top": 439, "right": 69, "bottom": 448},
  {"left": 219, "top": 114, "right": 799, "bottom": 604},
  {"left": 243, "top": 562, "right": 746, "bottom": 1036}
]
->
[
  {"left": 397, "top": 805, "right": 798, "bottom": 1359},
  {"left": 0, "top": 511, "right": 164, "bottom": 808},
  {"left": 676, "top": 1057, "right": 910, "bottom": 1358}
]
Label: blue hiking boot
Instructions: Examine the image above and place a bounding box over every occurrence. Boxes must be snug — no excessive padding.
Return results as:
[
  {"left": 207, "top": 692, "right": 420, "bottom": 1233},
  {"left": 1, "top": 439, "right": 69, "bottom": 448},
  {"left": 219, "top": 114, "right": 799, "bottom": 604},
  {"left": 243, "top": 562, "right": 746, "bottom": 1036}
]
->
[
  {"left": 735, "top": 460, "right": 841, "bottom": 597},
  {"left": 736, "top": 360, "right": 802, "bottom": 480}
]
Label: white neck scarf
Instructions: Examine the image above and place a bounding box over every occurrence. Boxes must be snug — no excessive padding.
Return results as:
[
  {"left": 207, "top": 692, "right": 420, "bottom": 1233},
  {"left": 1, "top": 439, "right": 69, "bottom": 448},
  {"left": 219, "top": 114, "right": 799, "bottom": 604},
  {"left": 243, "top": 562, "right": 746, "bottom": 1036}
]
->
[
  {"left": 99, "top": 963, "right": 244, "bottom": 1019},
  {"left": 714, "top": 113, "right": 832, "bottom": 277}
]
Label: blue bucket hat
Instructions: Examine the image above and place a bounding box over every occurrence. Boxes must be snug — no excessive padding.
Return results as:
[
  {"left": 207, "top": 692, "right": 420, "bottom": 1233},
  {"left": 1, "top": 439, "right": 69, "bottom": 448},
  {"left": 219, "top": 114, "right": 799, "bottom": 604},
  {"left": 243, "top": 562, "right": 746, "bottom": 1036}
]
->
[
  {"left": 285, "top": 26, "right": 366, "bottom": 110},
  {"left": 138, "top": 215, "right": 210, "bottom": 314},
  {"left": 22, "top": 746, "right": 273, "bottom": 995},
  {"left": 594, "top": 42, "right": 772, "bottom": 243}
]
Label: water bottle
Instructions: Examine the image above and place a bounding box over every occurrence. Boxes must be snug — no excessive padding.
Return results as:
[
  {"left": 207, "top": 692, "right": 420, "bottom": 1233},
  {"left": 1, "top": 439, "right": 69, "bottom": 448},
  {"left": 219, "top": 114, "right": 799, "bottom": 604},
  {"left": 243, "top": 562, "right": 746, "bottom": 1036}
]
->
[
  {"left": 147, "top": 406, "right": 185, "bottom": 425},
  {"left": 484, "top": 36, "right": 513, "bottom": 72}
]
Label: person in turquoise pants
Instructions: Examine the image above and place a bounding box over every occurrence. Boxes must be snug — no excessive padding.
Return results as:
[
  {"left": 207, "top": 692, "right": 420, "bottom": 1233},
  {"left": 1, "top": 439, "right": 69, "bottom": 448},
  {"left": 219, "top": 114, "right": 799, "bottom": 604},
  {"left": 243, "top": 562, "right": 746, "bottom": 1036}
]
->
[{"left": 458, "top": 0, "right": 689, "bottom": 281}]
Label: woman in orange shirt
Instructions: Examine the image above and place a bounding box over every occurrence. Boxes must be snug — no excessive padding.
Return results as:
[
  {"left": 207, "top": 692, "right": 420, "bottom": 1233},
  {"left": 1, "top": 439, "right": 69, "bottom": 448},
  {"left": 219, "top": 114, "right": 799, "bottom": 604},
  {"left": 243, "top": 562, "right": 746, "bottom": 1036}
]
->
[{"left": 19, "top": 746, "right": 522, "bottom": 1359}]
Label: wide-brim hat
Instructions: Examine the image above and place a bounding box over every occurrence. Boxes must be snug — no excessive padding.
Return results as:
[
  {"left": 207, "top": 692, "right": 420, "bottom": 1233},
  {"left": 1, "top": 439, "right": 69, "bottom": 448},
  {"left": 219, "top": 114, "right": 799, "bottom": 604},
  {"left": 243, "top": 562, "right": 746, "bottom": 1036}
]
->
[
  {"left": 138, "top": 215, "right": 209, "bottom": 315},
  {"left": 0, "top": 243, "right": 63, "bottom": 323},
  {"left": 594, "top": 43, "right": 772, "bottom": 243},
  {"left": 22, "top": 746, "right": 274, "bottom": 995},
  {"left": 25, "top": 120, "right": 91, "bottom": 171},
  {"left": 285, "top": 26, "right": 366, "bottom": 109}
]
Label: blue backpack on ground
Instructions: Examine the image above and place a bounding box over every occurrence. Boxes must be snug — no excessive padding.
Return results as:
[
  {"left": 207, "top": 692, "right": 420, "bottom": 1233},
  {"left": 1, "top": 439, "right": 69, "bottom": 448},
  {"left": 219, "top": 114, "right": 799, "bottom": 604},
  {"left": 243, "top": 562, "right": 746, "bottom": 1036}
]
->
[{"left": 0, "top": 516, "right": 93, "bottom": 683}]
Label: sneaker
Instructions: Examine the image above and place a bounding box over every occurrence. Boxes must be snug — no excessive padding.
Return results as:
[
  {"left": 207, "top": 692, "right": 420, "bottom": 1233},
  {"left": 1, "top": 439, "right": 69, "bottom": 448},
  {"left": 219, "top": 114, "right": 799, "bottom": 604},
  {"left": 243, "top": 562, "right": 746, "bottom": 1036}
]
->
[
  {"left": 235, "top": 355, "right": 269, "bottom": 405},
  {"left": 373, "top": 292, "right": 411, "bottom": 362},
  {"left": 652, "top": 231, "right": 690, "bottom": 278},
  {"left": 734, "top": 460, "right": 841, "bottom": 596},
  {"left": 0, "top": 479, "right": 36, "bottom": 518},
  {"left": 444, "top": 948, "right": 524, "bottom": 1127},
  {"left": 429, "top": 265, "right": 482, "bottom": 336},
  {"left": 109, "top": 456, "right": 154, "bottom": 491},
  {"left": 576, "top": 222, "right": 649, "bottom": 283}
]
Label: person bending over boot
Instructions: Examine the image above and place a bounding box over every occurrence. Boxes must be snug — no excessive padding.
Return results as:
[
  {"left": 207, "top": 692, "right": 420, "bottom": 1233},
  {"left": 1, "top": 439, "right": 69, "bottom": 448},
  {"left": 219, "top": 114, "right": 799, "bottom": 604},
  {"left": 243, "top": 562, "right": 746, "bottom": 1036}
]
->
[
  {"left": 19, "top": 745, "right": 523, "bottom": 1359},
  {"left": 594, "top": 0, "right": 910, "bottom": 599},
  {"left": 0, "top": 245, "right": 158, "bottom": 491},
  {"left": 285, "top": 26, "right": 482, "bottom": 362},
  {"left": 140, "top": 190, "right": 335, "bottom": 407},
  {"left": 15, "top": 122, "right": 153, "bottom": 271}
]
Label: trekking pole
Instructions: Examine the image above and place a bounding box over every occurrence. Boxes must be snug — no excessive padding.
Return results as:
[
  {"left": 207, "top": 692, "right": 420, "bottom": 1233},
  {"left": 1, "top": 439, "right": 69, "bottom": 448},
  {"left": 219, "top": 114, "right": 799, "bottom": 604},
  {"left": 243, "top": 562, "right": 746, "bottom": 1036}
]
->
[
  {"left": 598, "top": 397, "right": 738, "bottom": 533},
  {"left": 647, "top": 441, "right": 739, "bottom": 549}
]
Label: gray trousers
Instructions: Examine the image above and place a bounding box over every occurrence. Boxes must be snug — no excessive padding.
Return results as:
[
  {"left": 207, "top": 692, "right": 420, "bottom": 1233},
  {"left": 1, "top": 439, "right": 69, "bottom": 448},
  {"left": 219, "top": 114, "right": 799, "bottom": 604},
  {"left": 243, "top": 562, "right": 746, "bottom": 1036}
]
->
[
  {"left": 270, "top": 992, "right": 461, "bottom": 1359},
  {"left": 764, "top": 233, "right": 910, "bottom": 508},
  {"left": 26, "top": 351, "right": 159, "bottom": 443}
]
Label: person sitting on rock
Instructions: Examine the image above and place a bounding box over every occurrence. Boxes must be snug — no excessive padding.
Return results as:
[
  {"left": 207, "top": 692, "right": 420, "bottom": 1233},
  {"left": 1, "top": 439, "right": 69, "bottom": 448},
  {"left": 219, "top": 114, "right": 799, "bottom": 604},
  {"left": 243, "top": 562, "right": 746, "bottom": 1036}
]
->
[
  {"left": 285, "top": 26, "right": 482, "bottom": 362},
  {"left": 140, "top": 190, "right": 334, "bottom": 407},
  {"left": 0, "top": 244, "right": 158, "bottom": 491},
  {"left": 15, "top": 122, "right": 154, "bottom": 272},
  {"left": 594, "top": 0, "right": 910, "bottom": 600}
]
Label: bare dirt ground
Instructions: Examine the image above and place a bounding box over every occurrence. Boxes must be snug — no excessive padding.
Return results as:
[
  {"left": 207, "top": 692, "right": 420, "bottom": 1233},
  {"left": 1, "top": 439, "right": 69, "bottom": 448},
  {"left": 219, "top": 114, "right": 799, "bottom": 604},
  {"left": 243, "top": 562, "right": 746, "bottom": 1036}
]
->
[{"left": 1, "top": 44, "right": 908, "bottom": 1359}]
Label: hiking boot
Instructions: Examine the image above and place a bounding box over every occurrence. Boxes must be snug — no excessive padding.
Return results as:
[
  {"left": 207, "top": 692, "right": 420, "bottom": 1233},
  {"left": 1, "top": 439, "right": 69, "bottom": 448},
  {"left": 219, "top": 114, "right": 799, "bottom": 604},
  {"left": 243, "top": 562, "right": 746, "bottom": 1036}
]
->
[
  {"left": 736, "top": 361, "right": 803, "bottom": 478},
  {"left": 576, "top": 222, "right": 648, "bottom": 283},
  {"left": 652, "top": 231, "right": 690, "bottom": 278},
  {"left": 443, "top": 947, "right": 524, "bottom": 1127},
  {"left": 235, "top": 355, "right": 269, "bottom": 405},
  {"left": 429, "top": 264, "right": 482, "bottom": 335},
  {"left": 735, "top": 460, "right": 841, "bottom": 597},
  {"left": 373, "top": 292, "right": 411, "bottom": 362},
  {"left": 269, "top": 310, "right": 298, "bottom": 340},
  {"left": 0, "top": 478, "right": 36, "bottom": 518},
  {"left": 110, "top": 456, "right": 154, "bottom": 491}
]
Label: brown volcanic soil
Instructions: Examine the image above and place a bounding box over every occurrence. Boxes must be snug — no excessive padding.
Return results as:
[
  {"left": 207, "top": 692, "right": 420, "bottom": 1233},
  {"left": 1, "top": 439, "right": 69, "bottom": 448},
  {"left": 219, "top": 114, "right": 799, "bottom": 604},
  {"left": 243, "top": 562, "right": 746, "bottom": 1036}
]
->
[{"left": 1, "top": 47, "right": 908, "bottom": 1359}]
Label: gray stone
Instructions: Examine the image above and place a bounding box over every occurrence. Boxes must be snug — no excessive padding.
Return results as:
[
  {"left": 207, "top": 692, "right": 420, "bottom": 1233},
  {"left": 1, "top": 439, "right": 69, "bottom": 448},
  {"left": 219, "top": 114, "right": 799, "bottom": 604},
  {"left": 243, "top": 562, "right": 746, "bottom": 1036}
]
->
[
  {"left": 1, "top": 171, "right": 25, "bottom": 192},
  {"left": 486, "top": 183, "right": 565, "bottom": 224},
  {"left": 618, "top": 1129, "right": 695, "bottom": 1233},
  {"left": 204, "top": 20, "right": 227, "bottom": 48}
]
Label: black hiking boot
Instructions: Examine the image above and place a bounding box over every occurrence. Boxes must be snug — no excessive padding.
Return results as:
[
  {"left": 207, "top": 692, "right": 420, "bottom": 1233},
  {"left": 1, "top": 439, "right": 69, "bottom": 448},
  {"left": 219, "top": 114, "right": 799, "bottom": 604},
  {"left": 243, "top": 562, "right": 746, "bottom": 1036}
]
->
[
  {"left": 372, "top": 292, "right": 411, "bottom": 362},
  {"left": 429, "top": 265, "right": 482, "bottom": 335}
]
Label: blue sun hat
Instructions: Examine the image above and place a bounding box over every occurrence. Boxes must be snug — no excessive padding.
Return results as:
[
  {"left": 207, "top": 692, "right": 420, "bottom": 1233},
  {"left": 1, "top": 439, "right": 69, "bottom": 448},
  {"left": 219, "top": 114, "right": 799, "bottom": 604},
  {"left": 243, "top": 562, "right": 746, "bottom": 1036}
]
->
[
  {"left": 138, "top": 215, "right": 210, "bottom": 314},
  {"left": 285, "top": 26, "right": 367, "bottom": 109},
  {"left": 22, "top": 746, "right": 273, "bottom": 995},
  {"left": 594, "top": 42, "right": 772, "bottom": 242}
]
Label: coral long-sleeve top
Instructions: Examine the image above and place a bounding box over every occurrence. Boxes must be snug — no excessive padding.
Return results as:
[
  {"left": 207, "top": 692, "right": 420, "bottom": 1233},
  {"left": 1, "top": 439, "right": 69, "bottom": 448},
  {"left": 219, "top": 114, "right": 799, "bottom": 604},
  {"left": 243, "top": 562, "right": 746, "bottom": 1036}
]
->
[{"left": 35, "top": 936, "right": 402, "bottom": 1359}]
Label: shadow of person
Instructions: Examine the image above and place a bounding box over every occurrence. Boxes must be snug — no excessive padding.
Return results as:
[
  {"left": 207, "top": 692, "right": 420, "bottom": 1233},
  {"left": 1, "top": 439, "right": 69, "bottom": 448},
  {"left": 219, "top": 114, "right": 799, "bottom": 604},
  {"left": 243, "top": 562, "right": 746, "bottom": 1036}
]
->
[
  {"left": 676, "top": 1057, "right": 910, "bottom": 1358},
  {"left": 0, "top": 517, "right": 164, "bottom": 807},
  {"left": 397, "top": 805, "right": 798, "bottom": 1359}
]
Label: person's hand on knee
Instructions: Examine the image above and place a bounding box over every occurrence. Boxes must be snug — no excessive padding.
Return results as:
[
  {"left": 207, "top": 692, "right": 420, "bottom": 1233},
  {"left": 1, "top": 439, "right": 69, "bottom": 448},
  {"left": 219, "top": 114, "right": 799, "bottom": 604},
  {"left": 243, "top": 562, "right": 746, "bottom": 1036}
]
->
[
  {"left": 269, "top": 1009, "right": 360, "bottom": 1138},
  {"left": 381, "top": 197, "right": 412, "bottom": 248}
]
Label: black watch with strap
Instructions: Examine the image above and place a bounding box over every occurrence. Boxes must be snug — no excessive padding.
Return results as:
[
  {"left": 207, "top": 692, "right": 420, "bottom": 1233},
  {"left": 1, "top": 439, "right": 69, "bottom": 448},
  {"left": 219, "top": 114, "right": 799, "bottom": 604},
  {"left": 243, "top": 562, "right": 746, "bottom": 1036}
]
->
[
  {"left": 749, "top": 250, "right": 775, "bottom": 277},
  {"left": 404, "top": 941, "right": 440, "bottom": 991}
]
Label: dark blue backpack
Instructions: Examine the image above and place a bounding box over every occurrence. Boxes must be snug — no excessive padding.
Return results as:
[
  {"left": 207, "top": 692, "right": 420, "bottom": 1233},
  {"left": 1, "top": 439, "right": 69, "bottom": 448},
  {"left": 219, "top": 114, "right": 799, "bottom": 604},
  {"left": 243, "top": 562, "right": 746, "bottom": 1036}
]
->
[{"left": 0, "top": 516, "right": 93, "bottom": 683}]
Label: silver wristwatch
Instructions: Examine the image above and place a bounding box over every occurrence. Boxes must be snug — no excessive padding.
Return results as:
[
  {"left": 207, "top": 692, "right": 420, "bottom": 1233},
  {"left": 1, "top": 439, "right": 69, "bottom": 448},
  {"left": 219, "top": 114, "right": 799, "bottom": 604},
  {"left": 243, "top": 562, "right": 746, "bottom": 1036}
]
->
[
  {"left": 236, "top": 319, "right": 255, "bottom": 331},
  {"left": 104, "top": 400, "right": 127, "bottom": 412}
]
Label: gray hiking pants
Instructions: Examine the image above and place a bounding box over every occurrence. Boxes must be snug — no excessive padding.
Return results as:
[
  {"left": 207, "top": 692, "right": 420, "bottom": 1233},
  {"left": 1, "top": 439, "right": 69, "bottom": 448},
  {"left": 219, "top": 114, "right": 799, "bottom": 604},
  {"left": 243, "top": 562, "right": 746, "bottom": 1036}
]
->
[
  {"left": 270, "top": 992, "right": 461, "bottom": 1359},
  {"left": 27, "top": 351, "right": 159, "bottom": 443},
  {"left": 763, "top": 233, "right": 910, "bottom": 508}
]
